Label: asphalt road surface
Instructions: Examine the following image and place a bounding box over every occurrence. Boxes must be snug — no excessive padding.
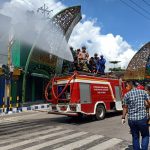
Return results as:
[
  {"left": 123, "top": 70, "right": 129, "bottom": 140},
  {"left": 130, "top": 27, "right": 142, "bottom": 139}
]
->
[{"left": 0, "top": 110, "right": 147, "bottom": 150}]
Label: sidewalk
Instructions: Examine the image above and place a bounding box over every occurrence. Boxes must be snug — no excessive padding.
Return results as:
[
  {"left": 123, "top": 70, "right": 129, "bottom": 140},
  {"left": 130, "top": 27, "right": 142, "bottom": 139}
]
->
[{"left": 0, "top": 103, "right": 50, "bottom": 115}]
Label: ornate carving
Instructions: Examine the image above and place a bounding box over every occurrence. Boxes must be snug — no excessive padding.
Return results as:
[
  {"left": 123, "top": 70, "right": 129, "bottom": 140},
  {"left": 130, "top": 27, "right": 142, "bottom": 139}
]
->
[
  {"left": 124, "top": 42, "right": 150, "bottom": 80},
  {"left": 52, "top": 6, "right": 81, "bottom": 41}
]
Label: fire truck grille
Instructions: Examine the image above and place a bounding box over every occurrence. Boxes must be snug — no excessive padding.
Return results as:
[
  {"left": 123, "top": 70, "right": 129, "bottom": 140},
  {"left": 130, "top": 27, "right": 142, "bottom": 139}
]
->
[{"left": 69, "top": 105, "right": 76, "bottom": 111}]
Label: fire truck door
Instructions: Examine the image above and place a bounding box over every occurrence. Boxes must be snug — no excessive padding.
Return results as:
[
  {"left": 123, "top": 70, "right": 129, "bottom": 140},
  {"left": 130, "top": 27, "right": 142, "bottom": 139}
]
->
[
  {"left": 79, "top": 83, "right": 91, "bottom": 104},
  {"left": 115, "top": 86, "right": 123, "bottom": 111}
]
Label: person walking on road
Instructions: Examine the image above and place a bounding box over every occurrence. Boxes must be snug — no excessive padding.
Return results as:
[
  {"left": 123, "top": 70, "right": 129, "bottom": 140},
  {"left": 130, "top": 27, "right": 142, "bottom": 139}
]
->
[
  {"left": 145, "top": 84, "right": 150, "bottom": 126},
  {"left": 122, "top": 80, "right": 150, "bottom": 150}
]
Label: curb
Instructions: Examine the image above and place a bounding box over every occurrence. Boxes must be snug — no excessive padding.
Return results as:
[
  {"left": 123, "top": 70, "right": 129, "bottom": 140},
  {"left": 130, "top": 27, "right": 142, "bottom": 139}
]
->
[{"left": 0, "top": 103, "right": 50, "bottom": 115}]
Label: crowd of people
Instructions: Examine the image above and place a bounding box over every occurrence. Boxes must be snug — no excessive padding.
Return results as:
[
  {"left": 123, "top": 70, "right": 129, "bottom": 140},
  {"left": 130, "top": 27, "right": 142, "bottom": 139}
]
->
[{"left": 68, "top": 46, "right": 106, "bottom": 75}]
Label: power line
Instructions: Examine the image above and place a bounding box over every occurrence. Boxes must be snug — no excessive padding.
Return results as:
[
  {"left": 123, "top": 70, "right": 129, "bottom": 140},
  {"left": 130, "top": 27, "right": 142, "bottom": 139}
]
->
[
  {"left": 129, "top": 0, "right": 150, "bottom": 16},
  {"left": 142, "top": 0, "right": 150, "bottom": 7},
  {"left": 120, "top": 0, "right": 150, "bottom": 21}
]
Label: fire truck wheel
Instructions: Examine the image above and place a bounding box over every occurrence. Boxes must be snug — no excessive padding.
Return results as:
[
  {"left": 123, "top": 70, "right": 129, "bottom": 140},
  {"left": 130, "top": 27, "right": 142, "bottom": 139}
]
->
[{"left": 95, "top": 105, "right": 106, "bottom": 120}]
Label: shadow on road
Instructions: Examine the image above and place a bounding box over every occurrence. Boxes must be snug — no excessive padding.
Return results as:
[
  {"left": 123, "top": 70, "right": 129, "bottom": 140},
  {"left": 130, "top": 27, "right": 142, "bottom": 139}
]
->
[
  {"left": 52, "top": 111, "right": 122, "bottom": 125},
  {"left": 105, "top": 111, "right": 122, "bottom": 118},
  {"left": 26, "top": 111, "right": 122, "bottom": 126}
]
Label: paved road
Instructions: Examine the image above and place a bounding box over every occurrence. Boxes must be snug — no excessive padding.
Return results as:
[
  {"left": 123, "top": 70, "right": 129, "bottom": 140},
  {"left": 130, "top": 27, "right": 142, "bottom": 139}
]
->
[{"left": 0, "top": 111, "right": 140, "bottom": 150}]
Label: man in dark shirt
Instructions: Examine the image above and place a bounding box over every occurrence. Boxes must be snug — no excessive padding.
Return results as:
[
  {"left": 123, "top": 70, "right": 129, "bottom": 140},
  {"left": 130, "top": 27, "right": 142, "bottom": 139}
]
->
[
  {"left": 97, "top": 55, "right": 106, "bottom": 75},
  {"left": 122, "top": 80, "right": 150, "bottom": 150}
]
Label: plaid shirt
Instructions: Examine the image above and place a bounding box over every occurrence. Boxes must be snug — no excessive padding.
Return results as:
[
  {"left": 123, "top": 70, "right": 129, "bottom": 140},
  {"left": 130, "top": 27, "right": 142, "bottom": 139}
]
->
[{"left": 123, "top": 88, "right": 149, "bottom": 120}]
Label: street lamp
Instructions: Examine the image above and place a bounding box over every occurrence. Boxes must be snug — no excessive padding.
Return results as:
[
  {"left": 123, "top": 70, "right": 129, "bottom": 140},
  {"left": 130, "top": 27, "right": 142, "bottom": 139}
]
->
[{"left": 109, "top": 61, "right": 121, "bottom": 70}]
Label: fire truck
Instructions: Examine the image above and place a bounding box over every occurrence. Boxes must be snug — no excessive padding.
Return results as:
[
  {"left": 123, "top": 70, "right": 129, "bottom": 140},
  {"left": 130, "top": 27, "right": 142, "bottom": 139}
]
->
[{"left": 45, "top": 72, "right": 126, "bottom": 120}]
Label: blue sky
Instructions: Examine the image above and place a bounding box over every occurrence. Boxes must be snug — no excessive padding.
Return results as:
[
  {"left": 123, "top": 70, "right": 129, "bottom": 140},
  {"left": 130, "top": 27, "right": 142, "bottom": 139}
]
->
[{"left": 62, "top": 0, "right": 150, "bottom": 50}]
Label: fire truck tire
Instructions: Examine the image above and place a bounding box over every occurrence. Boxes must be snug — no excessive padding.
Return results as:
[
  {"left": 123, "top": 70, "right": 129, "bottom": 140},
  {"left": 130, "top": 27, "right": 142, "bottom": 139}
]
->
[{"left": 95, "top": 105, "right": 106, "bottom": 120}]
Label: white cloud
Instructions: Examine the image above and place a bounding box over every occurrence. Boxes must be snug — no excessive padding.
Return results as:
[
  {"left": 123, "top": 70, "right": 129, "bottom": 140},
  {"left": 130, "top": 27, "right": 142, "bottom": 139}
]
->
[
  {"left": 69, "top": 19, "right": 136, "bottom": 70},
  {"left": 0, "top": 0, "right": 65, "bottom": 24}
]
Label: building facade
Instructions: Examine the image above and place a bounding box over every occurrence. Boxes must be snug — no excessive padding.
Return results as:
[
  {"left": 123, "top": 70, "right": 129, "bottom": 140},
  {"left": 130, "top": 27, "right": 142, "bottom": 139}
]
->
[
  {"left": 124, "top": 42, "right": 150, "bottom": 80},
  {"left": 0, "top": 6, "right": 81, "bottom": 105}
]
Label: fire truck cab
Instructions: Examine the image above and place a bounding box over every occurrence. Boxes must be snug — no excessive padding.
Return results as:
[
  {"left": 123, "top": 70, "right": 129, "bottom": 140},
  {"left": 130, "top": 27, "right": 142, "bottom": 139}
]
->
[{"left": 45, "top": 72, "right": 126, "bottom": 120}]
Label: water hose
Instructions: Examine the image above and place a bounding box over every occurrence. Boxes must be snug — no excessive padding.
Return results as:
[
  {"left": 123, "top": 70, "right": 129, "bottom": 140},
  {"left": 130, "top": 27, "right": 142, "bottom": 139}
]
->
[
  {"left": 45, "top": 72, "right": 77, "bottom": 102},
  {"left": 45, "top": 78, "right": 53, "bottom": 102}
]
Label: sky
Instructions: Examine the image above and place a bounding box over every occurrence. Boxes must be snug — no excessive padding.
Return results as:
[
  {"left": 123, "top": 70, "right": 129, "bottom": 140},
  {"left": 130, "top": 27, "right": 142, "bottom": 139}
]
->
[
  {"left": 0, "top": 0, "right": 150, "bottom": 70},
  {"left": 64, "top": 0, "right": 150, "bottom": 49}
]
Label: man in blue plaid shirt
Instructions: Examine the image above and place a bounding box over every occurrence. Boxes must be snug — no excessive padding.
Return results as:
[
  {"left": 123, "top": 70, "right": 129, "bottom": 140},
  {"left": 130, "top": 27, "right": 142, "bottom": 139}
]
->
[{"left": 122, "top": 81, "right": 150, "bottom": 150}]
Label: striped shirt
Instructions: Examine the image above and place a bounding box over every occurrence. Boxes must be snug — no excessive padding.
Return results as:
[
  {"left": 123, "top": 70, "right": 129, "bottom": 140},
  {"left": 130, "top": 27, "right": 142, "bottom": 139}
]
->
[{"left": 123, "top": 88, "right": 149, "bottom": 120}]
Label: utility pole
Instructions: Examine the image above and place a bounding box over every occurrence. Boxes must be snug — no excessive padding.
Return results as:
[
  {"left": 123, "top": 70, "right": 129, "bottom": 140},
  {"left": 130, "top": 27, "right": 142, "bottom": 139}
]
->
[
  {"left": 2, "top": 39, "right": 14, "bottom": 112},
  {"left": 7, "top": 42, "right": 11, "bottom": 97}
]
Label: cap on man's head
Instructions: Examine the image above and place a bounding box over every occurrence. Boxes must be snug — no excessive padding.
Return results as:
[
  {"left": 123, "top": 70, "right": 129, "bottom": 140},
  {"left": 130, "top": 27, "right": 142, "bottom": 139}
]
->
[
  {"left": 70, "top": 46, "right": 73, "bottom": 50},
  {"left": 94, "top": 53, "right": 98, "bottom": 56},
  {"left": 82, "top": 46, "right": 86, "bottom": 49},
  {"left": 126, "top": 80, "right": 137, "bottom": 87}
]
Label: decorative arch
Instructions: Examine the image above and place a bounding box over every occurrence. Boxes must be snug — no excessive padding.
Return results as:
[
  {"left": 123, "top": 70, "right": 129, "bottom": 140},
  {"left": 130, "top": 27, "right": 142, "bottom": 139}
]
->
[
  {"left": 124, "top": 42, "right": 150, "bottom": 80},
  {"left": 52, "top": 6, "right": 82, "bottom": 41},
  {"left": 30, "top": 5, "right": 82, "bottom": 72},
  {"left": 22, "top": 6, "right": 82, "bottom": 102}
]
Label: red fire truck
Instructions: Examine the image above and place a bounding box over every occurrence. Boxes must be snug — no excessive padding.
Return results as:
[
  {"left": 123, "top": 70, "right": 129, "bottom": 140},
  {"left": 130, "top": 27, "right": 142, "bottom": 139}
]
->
[{"left": 45, "top": 72, "right": 126, "bottom": 120}]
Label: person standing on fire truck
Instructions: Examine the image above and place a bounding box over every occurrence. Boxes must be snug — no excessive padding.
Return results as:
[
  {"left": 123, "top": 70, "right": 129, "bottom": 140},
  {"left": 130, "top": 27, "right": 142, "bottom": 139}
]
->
[
  {"left": 122, "top": 80, "right": 150, "bottom": 150},
  {"left": 78, "top": 46, "right": 89, "bottom": 72},
  {"left": 97, "top": 55, "right": 106, "bottom": 75},
  {"left": 94, "top": 53, "right": 99, "bottom": 72}
]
